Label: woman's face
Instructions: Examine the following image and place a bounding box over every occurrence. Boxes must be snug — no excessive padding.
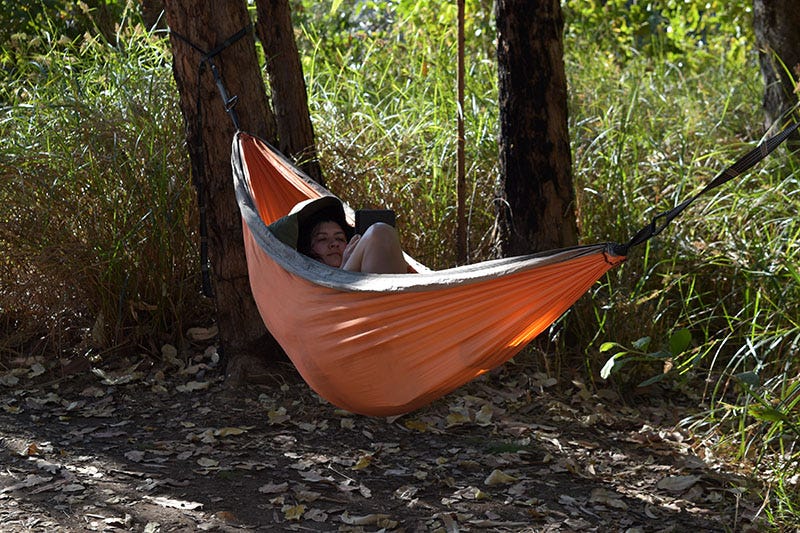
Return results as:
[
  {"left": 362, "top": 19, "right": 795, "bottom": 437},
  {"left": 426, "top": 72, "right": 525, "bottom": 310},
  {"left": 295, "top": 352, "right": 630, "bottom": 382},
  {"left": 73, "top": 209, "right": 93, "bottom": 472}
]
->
[{"left": 309, "top": 221, "right": 347, "bottom": 267}]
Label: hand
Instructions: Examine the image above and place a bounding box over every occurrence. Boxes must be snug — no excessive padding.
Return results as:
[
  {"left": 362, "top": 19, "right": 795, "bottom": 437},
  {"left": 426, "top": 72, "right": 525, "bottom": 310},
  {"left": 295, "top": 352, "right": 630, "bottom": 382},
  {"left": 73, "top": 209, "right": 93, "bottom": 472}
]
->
[{"left": 342, "top": 234, "right": 360, "bottom": 266}]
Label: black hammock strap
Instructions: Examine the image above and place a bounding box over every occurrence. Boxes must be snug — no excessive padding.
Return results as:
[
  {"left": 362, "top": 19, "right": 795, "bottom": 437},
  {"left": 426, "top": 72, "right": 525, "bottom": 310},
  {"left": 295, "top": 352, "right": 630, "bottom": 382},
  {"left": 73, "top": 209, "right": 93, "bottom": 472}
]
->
[
  {"left": 169, "top": 24, "right": 253, "bottom": 297},
  {"left": 623, "top": 121, "right": 799, "bottom": 253},
  {"left": 170, "top": 24, "right": 251, "bottom": 130}
]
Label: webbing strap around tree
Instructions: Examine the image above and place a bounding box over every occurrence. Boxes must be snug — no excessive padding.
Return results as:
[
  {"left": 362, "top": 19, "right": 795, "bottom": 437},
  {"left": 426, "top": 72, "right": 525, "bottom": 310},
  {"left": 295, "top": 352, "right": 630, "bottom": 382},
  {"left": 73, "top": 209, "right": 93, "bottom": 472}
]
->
[
  {"left": 169, "top": 24, "right": 253, "bottom": 297},
  {"left": 622, "top": 121, "right": 799, "bottom": 253},
  {"left": 170, "top": 24, "right": 251, "bottom": 131}
]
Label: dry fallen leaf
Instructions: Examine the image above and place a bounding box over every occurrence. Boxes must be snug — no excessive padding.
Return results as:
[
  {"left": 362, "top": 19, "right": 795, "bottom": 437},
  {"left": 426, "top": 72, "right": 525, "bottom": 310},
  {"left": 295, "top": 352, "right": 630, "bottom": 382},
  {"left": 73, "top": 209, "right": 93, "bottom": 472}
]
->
[
  {"left": 146, "top": 496, "right": 203, "bottom": 510},
  {"left": 352, "top": 454, "right": 373, "bottom": 470},
  {"left": 295, "top": 489, "right": 321, "bottom": 502},
  {"left": 214, "top": 511, "right": 238, "bottom": 523},
  {"left": 446, "top": 411, "right": 470, "bottom": 427},
  {"left": 484, "top": 469, "right": 517, "bottom": 486},
  {"left": 404, "top": 419, "right": 429, "bottom": 432},
  {"left": 0, "top": 475, "right": 52, "bottom": 493},
  {"left": 656, "top": 474, "right": 701, "bottom": 492},
  {"left": 453, "top": 486, "right": 489, "bottom": 500},
  {"left": 298, "top": 470, "right": 333, "bottom": 483},
  {"left": 79, "top": 386, "right": 106, "bottom": 398},
  {"left": 176, "top": 381, "right": 210, "bottom": 392},
  {"left": 186, "top": 325, "right": 218, "bottom": 341},
  {"left": 196, "top": 457, "right": 219, "bottom": 468},
  {"left": 268, "top": 407, "right": 290, "bottom": 425},
  {"left": 469, "top": 519, "right": 530, "bottom": 528},
  {"left": 0, "top": 374, "right": 20, "bottom": 386},
  {"left": 340, "top": 512, "right": 392, "bottom": 526},
  {"left": 25, "top": 442, "right": 41, "bottom": 456},
  {"left": 474, "top": 404, "right": 494, "bottom": 426},
  {"left": 590, "top": 488, "right": 628, "bottom": 510},
  {"left": 124, "top": 450, "right": 145, "bottom": 463},
  {"left": 28, "top": 363, "right": 46, "bottom": 378},
  {"left": 282, "top": 504, "right": 305, "bottom": 521},
  {"left": 258, "top": 482, "right": 289, "bottom": 494},
  {"left": 161, "top": 344, "right": 180, "bottom": 365},
  {"left": 214, "top": 427, "right": 249, "bottom": 437},
  {"left": 102, "top": 515, "right": 132, "bottom": 528},
  {"left": 60, "top": 483, "right": 85, "bottom": 493},
  {"left": 394, "top": 485, "right": 419, "bottom": 500},
  {"left": 304, "top": 508, "right": 328, "bottom": 522}
]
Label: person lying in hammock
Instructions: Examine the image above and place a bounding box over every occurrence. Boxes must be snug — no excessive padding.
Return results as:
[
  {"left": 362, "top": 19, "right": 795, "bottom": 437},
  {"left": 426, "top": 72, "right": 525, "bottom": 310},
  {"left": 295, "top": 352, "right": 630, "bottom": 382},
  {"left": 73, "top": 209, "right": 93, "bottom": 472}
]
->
[{"left": 270, "top": 196, "right": 408, "bottom": 274}]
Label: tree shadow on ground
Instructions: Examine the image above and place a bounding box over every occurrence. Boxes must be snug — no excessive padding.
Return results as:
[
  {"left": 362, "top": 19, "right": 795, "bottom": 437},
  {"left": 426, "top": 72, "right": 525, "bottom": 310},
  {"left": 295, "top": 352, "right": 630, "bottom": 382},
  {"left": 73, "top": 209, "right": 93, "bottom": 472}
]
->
[{"left": 0, "top": 360, "right": 764, "bottom": 532}]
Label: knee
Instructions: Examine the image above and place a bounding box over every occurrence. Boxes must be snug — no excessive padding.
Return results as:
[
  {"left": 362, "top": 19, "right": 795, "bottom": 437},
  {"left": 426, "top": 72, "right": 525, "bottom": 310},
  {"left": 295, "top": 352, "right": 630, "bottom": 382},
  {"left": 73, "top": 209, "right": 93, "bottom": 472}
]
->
[
  {"left": 361, "top": 223, "right": 402, "bottom": 255},
  {"left": 357, "top": 222, "right": 406, "bottom": 273},
  {"left": 362, "top": 222, "right": 399, "bottom": 243}
]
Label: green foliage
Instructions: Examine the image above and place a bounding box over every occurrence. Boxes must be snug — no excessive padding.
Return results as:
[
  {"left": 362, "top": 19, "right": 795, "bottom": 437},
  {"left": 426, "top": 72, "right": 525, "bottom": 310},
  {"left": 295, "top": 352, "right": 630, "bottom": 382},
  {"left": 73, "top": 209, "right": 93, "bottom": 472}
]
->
[
  {"left": 560, "top": 2, "right": 799, "bottom": 523},
  {"left": 564, "top": 0, "right": 753, "bottom": 65},
  {"left": 599, "top": 328, "right": 692, "bottom": 386},
  {"left": 0, "top": 0, "right": 130, "bottom": 47},
  {"left": 712, "top": 373, "right": 800, "bottom": 527}
]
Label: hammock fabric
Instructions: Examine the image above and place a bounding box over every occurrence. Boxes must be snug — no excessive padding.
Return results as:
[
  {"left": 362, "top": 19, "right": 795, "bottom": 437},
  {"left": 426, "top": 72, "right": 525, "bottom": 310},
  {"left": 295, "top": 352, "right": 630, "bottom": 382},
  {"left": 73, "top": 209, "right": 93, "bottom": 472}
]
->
[
  {"left": 232, "top": 132, "right": 626, "bottom": 416},
  {"left": 232, "top": 122, "right": 797, "bottom": 417}
]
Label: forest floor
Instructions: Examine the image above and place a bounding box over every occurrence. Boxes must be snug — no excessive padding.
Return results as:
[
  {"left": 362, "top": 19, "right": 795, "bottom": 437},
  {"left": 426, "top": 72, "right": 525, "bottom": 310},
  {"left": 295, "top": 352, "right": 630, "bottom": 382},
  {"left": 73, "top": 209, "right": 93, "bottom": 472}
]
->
[{"left": 0, "top": 347, "right": 771, "bottom": 532}]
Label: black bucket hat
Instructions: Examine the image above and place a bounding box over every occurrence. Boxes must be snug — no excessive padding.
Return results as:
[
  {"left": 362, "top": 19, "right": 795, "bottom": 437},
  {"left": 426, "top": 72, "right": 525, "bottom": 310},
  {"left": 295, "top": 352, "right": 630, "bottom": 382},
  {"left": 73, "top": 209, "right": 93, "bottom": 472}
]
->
[{"left": 268, "top": 196, "right": 354, "bottom": 251}]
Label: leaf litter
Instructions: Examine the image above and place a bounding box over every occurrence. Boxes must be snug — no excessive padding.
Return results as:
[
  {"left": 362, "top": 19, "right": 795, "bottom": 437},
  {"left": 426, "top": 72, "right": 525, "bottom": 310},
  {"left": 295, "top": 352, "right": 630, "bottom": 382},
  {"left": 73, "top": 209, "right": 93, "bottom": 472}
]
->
[{"left": 0, "top": 348, "right": 769, "bottom": 532}]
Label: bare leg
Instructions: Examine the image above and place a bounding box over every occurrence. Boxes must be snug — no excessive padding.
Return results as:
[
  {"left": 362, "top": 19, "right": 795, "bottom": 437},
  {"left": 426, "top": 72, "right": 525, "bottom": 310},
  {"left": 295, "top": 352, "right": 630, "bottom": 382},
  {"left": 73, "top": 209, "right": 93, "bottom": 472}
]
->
[{"left": 342, "top": 223, "right": 407, "bottom": 273}]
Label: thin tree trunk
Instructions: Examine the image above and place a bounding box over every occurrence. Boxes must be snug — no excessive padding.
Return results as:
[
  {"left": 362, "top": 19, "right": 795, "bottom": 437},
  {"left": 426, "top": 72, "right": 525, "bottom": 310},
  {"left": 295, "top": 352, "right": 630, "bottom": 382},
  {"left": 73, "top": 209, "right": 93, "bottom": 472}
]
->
[
  {"left": 494, "top": 0, "right": 577, "bottom": 256},
  {"left": 163, "top": 0, "right": 282, "bottom": 383},
  {"left": 753, "top": 0, "right": 800, "bottom": 130},
  {"left": 256, "top": 0, "right": 324, "bottom": 184},
  {"left": 456, "top": 0, "right": 467, "bottom": 264}
]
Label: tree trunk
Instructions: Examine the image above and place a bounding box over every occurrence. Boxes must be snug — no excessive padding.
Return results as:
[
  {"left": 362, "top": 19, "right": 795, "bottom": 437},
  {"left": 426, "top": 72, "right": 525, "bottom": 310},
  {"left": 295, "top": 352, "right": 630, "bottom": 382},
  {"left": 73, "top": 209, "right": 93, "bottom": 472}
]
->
[
  {"left": 753, "top": 0, "right": 800, "bottom": 129},
  {"left": 163, "top": 0, "right": 282, "bottom": 383},
  {"left": 255, "top": 0, "right": 324, "bottom": 184},
  {"left": 494, "top": 0, "right": 577, "bottom": 256}
]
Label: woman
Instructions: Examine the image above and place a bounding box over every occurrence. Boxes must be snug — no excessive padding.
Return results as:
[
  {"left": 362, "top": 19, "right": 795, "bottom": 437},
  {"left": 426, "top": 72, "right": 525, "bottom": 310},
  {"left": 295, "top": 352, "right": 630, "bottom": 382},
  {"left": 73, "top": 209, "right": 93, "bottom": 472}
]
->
[{"left": 274, "top": 196, "right": 408, "bottom": 274}]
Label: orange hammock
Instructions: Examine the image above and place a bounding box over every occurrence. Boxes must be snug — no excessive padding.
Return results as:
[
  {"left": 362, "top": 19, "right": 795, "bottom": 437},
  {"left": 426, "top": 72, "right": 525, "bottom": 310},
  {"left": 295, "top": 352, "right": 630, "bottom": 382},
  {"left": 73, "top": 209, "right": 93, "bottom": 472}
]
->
[{"left": 231, "top": 126, "right": 795, "bottom": 417}]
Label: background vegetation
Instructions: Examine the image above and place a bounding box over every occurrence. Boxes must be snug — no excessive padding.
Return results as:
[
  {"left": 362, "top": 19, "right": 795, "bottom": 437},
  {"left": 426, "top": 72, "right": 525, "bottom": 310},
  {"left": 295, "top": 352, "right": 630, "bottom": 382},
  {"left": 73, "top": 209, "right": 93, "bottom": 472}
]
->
[{"left": 1, "top": 0, "right": 797, "bottom": 526}]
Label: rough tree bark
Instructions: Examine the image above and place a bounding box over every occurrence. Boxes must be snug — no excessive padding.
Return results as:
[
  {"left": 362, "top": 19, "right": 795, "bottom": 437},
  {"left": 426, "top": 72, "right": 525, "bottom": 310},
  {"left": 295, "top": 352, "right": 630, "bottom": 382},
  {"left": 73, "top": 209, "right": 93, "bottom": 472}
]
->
[
  {"left": 494, "top": 0, "right": 577, "bottom": 256},
  {"left": 163, "top": 0, "right": 282, "bottom": 383},
  {"left": 753, "top": 0, "right": 800, "bottom": 130},
  {"left": 255, "top": 0, "right": 323, "bottom": 184}
]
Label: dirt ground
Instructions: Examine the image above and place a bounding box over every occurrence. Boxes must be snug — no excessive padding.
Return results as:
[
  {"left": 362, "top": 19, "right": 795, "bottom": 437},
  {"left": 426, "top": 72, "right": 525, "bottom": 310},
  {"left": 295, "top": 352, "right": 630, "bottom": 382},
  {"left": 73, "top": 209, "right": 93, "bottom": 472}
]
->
[{"left": 0, "top": 352, "right": 770, "bottom": 532}]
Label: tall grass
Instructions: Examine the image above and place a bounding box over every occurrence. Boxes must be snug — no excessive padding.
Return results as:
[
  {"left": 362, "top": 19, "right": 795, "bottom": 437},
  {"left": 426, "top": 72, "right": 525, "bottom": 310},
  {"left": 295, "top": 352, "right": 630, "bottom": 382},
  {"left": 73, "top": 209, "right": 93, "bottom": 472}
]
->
[
  {"left": 300, "top": 15, "right": 499, "bottom": 268},
  {"left": 0, "top": 21, "right": 202, "bottom": 365},
  {"left": 563, "top": 19, "right": 800, "bottom": 530}
]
